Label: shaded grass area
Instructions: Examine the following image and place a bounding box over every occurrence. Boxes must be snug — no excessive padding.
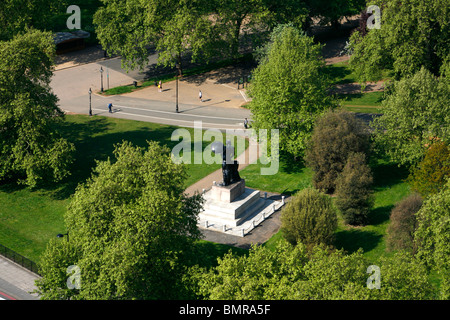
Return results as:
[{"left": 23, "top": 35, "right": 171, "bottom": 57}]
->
[
  {"left": 240, "top": 153, "right": 313, "bottom": 196},
  {"left": 339, "top": 91, "right": 385, "bottom": 113},
  {"left": 324, "top": 60, "right": 392, "bottom": 85},
  {"left": 338, "top": 91, "right": 385, "bottom": 107},
  {"left": 193, "top": 240, "right": 248, "bottom": 269},
  {"left": 243, "top": 153, "right": 412, "bottom": 262},
  {"left": 324, "top": 61, "right": 389, "bottom": 114},
  {"left": 0, "top": 115, "right": 246, "bottom": 262},
  {"left": 323, "top": 60, "right": 359, "bottom": 85}
]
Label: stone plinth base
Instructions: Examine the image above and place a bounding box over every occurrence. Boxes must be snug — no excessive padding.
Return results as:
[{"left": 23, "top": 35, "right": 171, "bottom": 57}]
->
[
  {"left": 200, "top": 186, "right": 266, "bottom": 227},
  {"left": 210, "top": 179, "right": 245, "bottom": 203}
]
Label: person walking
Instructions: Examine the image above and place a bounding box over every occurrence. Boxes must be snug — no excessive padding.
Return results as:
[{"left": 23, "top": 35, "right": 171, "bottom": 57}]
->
[
  {"left": 199, "top": 90, "right": 203, "bottom": 102},
  {"left": 108, "top": 103, "right": 113, "bottom": 113},
  {"left": 244, "top": 117, "right": 248, "bottom": 129},
  {"left": 158, "top": 80, "right": 162, "bottom": 92}
]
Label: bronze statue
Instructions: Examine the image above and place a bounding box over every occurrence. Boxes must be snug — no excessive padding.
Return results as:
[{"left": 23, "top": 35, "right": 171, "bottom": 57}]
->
[{"left": 211, "top": 140, "right": 241, "bottom": 186}]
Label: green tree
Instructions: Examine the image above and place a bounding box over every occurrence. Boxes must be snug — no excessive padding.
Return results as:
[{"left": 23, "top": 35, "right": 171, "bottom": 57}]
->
[
  {"left": 193, "top": 239, "right": 434, "bottom": 300},
  {"left": 374, "top": 251, "right": 435, "bottom": 300},
  {"left": 305, "top": 109, "right": 370, "bottom": 194},
  {"left": 0, "top": 0, "right": 65, "bottom": 40},
  {"left": 281, "top": 188, "right": 338, "bottom": 249},
  {"left": 249, "top": 25, "right": 335, "bottom": 158},
  {"left": 0, "top": 29, "right": 74, "bottom": 186},
  {"left": 35, "top": 238, "right": 83, "bottom": 300},
  {"left": 372, "top": 67, "right": 450, "bottom": 167},
  {"left": 192, "top": 240, "right": 309, "bottom": 300},
  {"left": 305, "top": 0, "right": 366, "bottom": 29},
  {"left": 212, "top": 0, "right": 270, "bottom": 58},
  {"left": 415, "top": 181, "right": 450, "bottom": 299},
  {"left": 36, "top": 141, "right": 203, "bottom": 300},
  {"left": 386, "top": 193, "right": 423, "bottom": 253},
  {"left": 262, "top": 0, "right": 309, "bottom": 31},
  {"left": 408, "top": 141, "right": 450, "bottom": 197},
  {"left": 349, "top": 0, "right": 450, "bottom": 82},
  {"left": 335, "top": 152, "right": 374, "bottom": 226},
  {"left": 94, "top": 0, "right": 215, "bottom": 72}
]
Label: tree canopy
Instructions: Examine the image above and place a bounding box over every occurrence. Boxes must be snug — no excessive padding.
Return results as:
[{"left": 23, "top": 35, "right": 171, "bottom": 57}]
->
[
  {"left": 36, "top": 141, "right": 203, "bottom": 300},
  {"left": 0, "top": 29, "right": 74, "bottom": 186},
  {"left": 349, "top": 0, "right": 450, "bottom": 82},
  {"left": 192, "top": 239, "right": 434, "bottom": 300},
  {"left": 305, "top": 110, "right": 370, "bottom": 194},
  {"left": 415, "top": 181, "right": 450, "bottom": 299},
  {"left": 249, "top": 24, "right": 335, "bottom": 157},
  {"left": 0, "top": 0, "right": 66, "bottom": 40},
  {"left": 372, "top": 67, "right": 450, "bottom": 167}
]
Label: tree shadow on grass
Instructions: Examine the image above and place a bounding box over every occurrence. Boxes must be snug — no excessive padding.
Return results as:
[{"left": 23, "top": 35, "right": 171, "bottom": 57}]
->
[
  {"left": 368, "top": 205, "right": 394, "bottom": 226},
  {"left": 370, "top": 159, "right": 409, "bottom": 191},
  {"left": 334, "top": 228, "right": 383, "bottom": 255},
  {"left": 323, "top": 63, "right": 353, "bottom": 85},
  {"left": 191, "top": 241, "right": 248, "bottom": 269},
  {"left": 279, "top": 151, "right": 307, "bottom": 175},
  {"left": 38, "top": 118, "right": 181, "bottom": 200}
]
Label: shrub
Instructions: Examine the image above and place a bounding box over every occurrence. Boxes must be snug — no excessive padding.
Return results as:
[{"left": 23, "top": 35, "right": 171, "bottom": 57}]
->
[
  {"left": 386, "top": 193, "right": 423, "bottom": 253},
  {"left": 281, "top": 188, "right": 337, "bottom": 248},
  {"left": 408, "top": 141, "right": 450, "bottom": 196},
  {"left": 415, "top": 181, "right": 450, "bottom": 299},
  {"left": 305, "top": 109, "right": 370, "bottom": 194},
  {"left": 335, "top": 152, "right": 374, "bottom": 226}
]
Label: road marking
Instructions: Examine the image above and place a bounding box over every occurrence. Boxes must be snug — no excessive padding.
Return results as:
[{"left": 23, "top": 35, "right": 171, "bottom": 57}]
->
[
  {"left": 0, "top": 291, "right": 16, "bottom": 300},
  {"left": 92, "top": 109, "right": 244, "bottom": 129},
  {"left": 239, "top": 90, "right": 250, "bottom": 102},
  {"left": 106, "top": 105, "right": 245, "bottom": 121}
]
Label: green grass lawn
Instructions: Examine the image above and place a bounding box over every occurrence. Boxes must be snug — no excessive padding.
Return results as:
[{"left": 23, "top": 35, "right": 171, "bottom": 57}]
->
[
  {"left": 0, "top": 114, "right": 243, "bottom": 262},
  {"left": 324, "top": 60, "right": 359, "bottom": 85},
  {"left": 334, "top": 158, "right": 411, "bottom": 263},
  {"left": 240, "top": 154, "right": 313, "bottom": 196},
  {"left": 339, "top": 91, "right": 385, "bottom": 114},
  {"left": 324, "top": 61, "right": 390, "bottom": 114},
  {"left": 241, "top": 152, "right": 412, "bottom": 263},
  {"left": 324, "top": 60, "right": 392, "bottom": 86}
]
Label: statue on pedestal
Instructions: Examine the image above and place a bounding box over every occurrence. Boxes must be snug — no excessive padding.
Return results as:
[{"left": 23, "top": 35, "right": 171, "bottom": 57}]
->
[{"left": 211, "top": 140, "right": 241, "bottom": 187}]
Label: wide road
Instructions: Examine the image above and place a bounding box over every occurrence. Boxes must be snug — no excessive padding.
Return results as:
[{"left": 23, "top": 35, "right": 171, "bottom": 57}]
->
[{"left": 51, "top": 56, "right": 252, "bottom": 130}]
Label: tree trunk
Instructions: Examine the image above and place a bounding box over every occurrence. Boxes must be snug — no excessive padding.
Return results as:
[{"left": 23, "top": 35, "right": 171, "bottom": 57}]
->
[
  {"left": 176, "top": 54, "right": 183, "bottom": 77},
  {"left": 232, "top": 17, "right": 243, "bottom": 58}
]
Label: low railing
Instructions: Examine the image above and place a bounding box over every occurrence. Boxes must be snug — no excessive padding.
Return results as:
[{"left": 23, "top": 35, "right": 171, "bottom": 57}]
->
[
  {"left": 0, "top": 243, "right": 40, "bottom": 276},
  {"left": 202, "top": 195, "right": 286, "bottom": 237}
]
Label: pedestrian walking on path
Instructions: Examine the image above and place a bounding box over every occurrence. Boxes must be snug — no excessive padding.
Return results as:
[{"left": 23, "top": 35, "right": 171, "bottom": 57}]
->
[
  {"left": 244, "top": 118, "right": 248, "bottom": 129},
  {"left": 199, "top": 90, "right": 203, "bottom": 102},
  {"left": 108, "top": 103, "right": 113, "bottom": 113},
  {"left": 158, "top": 80, "right": 162, "bottom": 92}
]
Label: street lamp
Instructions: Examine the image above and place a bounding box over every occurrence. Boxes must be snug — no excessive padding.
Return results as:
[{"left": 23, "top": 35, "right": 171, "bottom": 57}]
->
[
  {"left": 100, "top": 66, "right": 104, "bottom": 93},
  {"left": 175, "top": 62, "right": 180, "bottom": 113},
  {"left": 57, "top": 233, "right": 69, "bottom": 242},
  {"left": 89, "top": 88, "right": 92, "bottom": 116}
]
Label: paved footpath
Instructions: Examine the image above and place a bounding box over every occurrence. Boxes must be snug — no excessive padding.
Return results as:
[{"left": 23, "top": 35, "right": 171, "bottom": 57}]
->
[{"left": 0, "top": 256, "right": 40, "bottom": 300}]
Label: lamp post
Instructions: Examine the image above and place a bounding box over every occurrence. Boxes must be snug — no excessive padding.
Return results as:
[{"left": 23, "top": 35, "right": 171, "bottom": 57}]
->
[
  {"left": 57, "top": 233, "right": 69, "bottom": 242},
  {"left": 89, "top": 88, "right": 92, "bottom": 116},
  {"left": 100, "top": 66, "right": 104, "bottom": 93},
  {"left": 175, "top": 63, "right": 179, "bottom": 113}
]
